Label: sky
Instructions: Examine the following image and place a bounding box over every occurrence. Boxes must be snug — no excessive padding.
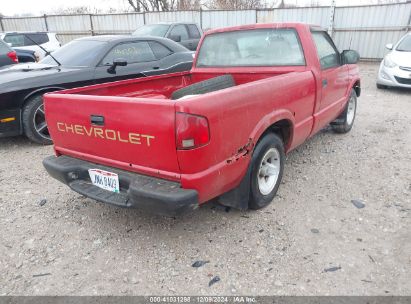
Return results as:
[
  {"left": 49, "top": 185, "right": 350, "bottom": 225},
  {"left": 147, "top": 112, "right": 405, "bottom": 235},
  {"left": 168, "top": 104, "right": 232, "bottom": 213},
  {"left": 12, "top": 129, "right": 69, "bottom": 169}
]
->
[
  {"left": 1, "top": 0, "right": 130, "bottom": 16},
  {"left": 0, "top": 0, "right": 404, "bottom": 16}
]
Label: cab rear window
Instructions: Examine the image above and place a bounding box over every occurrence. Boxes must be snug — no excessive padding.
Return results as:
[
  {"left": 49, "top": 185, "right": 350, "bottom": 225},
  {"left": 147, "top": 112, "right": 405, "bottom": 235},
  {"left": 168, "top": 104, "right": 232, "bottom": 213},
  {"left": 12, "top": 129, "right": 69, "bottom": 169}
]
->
[
  {"left": 187, "top": 25, "right": 201, "bottom": 39},
  {"left": 196, "top": 28, "right": 305, "bottom": 67}
]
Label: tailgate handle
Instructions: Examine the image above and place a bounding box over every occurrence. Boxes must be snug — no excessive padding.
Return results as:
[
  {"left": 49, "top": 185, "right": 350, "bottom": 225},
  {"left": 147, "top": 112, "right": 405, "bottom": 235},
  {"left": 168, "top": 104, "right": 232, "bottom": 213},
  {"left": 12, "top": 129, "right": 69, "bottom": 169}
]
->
[{"left": 90, "top": 115, "right": 104, "bottom": 126}]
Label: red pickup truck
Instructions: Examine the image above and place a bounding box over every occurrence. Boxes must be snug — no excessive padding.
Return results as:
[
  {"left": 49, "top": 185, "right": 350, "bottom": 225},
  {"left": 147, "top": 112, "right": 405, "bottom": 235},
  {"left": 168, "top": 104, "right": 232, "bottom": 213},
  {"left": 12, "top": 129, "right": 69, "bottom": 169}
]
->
[{"left": 43, "top": 23, "right": 360, "bottom": 216}]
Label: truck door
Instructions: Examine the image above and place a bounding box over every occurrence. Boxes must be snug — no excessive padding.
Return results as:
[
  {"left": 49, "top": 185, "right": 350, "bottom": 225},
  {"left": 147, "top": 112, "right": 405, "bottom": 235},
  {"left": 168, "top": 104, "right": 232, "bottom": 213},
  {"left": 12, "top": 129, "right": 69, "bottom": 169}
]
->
[{"left": 311, "top": 31, "right": 349, "bottom": 131}]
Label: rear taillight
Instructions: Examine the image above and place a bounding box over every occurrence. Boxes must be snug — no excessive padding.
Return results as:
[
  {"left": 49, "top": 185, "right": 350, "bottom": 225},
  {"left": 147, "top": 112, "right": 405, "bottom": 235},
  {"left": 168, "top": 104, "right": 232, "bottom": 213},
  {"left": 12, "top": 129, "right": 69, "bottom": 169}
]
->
[
  {"left": 176, "top": 112, "right": 210, "bottom": 150},
  {"left": 7, "top": 51, "right": 18, "bottom": 63}
]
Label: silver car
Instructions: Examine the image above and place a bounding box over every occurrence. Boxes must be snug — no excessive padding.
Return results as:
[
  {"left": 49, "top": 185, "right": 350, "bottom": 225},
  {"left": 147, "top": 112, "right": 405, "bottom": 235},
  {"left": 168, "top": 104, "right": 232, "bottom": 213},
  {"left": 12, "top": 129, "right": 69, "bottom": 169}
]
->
[{"left": 377, "top": 33, "right": 411, "bottom": 89}]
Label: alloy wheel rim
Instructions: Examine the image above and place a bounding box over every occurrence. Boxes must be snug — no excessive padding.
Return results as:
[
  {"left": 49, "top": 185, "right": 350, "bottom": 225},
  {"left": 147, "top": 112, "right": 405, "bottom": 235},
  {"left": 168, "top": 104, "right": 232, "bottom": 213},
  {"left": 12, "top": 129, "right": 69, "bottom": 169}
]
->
[
  {"left": 33, "top": 104, "right": 50, "bottom": 140},
  {"left": 257, "top": 148, "right": 281, "bottom": 195}
]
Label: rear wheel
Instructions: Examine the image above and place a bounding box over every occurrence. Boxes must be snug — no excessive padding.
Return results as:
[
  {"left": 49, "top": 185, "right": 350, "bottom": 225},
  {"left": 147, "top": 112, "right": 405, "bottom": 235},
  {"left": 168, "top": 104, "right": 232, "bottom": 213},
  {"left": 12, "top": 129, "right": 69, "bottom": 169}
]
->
[
  {"left": 22, "top": 95, "right": 52, "bottom": 145},
  {"left": 331, "top": 89, "right": 357, "bottom": 134},
  {"left": 249, "top": 133, "right": 285, "bottom": 210}
]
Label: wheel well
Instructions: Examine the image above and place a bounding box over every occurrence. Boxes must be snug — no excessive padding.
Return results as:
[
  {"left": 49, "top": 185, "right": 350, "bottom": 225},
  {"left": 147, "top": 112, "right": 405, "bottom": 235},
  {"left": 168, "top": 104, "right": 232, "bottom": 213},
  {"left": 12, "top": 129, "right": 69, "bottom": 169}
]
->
[
  {"left": 218, "top": 118, "right": 292, "bottom": 210},
  {"left": 23, "top": 87, "right": 64, "bottom": 107},
  {"left": 260, "top": 119, "right": 293, "bottom": 150},
  {"left": 353, "top": 80, "right": 361, "bottom": 97}
]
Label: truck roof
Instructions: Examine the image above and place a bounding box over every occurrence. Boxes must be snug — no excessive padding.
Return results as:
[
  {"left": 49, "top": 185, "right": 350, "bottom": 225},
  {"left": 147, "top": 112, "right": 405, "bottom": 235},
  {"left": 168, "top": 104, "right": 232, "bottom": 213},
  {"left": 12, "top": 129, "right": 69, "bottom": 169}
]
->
[{"left": 205, "top": 22, "right": 323, "bottom": 35}]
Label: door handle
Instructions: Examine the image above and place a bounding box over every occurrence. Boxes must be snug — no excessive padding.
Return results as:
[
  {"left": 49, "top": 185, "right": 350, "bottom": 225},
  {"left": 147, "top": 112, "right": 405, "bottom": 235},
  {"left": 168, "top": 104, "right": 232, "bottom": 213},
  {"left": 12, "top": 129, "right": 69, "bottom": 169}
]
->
[
  {"left": 322, "top": 79, "right": 328, "bottom": 87},
  {"left": 152, "top": 66, "right": 160, "bottom": 70}
]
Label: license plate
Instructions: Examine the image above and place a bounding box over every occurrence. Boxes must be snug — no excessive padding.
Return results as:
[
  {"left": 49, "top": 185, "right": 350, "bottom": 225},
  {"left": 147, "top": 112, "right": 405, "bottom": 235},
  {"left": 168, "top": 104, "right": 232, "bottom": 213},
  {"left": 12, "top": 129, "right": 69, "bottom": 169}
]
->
[{"left": 88, "top": 169, "right": 119, "bottom": 193}]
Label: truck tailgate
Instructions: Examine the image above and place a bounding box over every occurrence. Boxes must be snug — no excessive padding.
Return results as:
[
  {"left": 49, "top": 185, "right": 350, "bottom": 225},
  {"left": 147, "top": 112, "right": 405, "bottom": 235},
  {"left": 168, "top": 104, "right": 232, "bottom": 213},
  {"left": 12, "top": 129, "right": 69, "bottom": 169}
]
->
[{"left": 44, "top": 93, "right": 180, "bottom": 180}]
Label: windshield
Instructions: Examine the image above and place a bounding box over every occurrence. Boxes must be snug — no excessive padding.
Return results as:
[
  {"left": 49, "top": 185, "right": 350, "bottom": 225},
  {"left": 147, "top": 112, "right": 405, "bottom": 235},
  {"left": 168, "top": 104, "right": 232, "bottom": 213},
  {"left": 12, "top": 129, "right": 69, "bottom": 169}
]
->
[
  {"left": 396, "top": 35, "right": 411, "bottom": 52},
  {"left": 133, "top": 24, "right": 170, "bottom": 37},
  {"left": 40, "top": 40, "right": 106, "bottom": 66},
  {"left": 196, "top": 28, "right": 306, "bottom": 67}
]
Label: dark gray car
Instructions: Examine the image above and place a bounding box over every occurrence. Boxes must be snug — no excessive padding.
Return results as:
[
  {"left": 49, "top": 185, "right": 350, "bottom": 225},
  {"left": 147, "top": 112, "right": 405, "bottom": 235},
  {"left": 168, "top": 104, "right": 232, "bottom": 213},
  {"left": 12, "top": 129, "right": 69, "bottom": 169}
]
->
[
  {"left": 0, "top": 39, "right": 18, "bottom": 68},
  {"left": 133, "top": 23, "right": 203, "bottom": 51}
]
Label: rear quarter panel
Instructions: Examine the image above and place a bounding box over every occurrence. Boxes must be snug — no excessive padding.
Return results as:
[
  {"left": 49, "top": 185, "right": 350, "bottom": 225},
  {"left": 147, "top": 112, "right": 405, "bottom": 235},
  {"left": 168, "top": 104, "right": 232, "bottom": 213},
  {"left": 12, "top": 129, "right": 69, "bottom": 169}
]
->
[{"left": 176, "top": 71, "right": 316, "bottom": 203}]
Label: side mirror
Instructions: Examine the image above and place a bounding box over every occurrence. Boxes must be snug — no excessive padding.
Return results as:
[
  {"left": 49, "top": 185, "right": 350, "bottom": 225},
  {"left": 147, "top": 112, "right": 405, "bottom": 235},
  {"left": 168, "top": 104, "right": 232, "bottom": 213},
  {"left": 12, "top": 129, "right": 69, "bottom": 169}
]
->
[
  {"left": 169, "top": 35, "right": 181, "bottom": 42},
  {"left": 385, "top": 43, "right": 393, "bottom": 50},
  {"left": 341, "top": 50, "right": 360, "bottom": 64},
  {"left": 107, "top": 58, "right": 127, "bottom": 74}
]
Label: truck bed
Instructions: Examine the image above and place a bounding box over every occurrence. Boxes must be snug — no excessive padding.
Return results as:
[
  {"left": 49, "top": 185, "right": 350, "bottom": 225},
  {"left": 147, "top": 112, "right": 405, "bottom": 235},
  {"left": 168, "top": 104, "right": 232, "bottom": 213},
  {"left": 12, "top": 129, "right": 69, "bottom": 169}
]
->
[{"left": 51, "top": 69, "right": 302, "bottom": 100}]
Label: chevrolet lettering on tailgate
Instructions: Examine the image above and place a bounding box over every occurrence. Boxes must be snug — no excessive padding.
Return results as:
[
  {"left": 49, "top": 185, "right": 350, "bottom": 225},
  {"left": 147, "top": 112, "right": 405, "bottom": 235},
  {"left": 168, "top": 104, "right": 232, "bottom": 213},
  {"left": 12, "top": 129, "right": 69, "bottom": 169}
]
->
[{"left": 56, "top": 122, "right": 155, "bottom": 146}]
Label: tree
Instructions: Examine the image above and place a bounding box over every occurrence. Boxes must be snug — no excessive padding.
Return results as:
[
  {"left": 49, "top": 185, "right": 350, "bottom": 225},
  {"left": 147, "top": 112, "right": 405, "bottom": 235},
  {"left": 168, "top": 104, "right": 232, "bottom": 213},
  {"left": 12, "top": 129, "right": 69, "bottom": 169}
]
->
[
  {"left": 206, "top": 0, "right": 263, "bottom": 9},
  {"left": 50, "top": 6, "right": 102, "bottom": 15},
  {"left": 126, "top": 0, "right": 173, "bottom": 12},
  {"left": 176, "top": 0, "right": 201, "bottom": 10},
  {"left": 126, "top": 0, "right": 204, "bottom": 11}
]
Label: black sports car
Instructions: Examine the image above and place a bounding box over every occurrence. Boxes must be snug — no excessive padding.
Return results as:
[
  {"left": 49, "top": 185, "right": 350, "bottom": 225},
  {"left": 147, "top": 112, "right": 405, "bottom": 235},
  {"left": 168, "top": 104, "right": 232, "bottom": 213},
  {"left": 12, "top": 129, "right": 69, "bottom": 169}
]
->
[{"left": 0, "top": 35, "right": 194, "bottom": 144}]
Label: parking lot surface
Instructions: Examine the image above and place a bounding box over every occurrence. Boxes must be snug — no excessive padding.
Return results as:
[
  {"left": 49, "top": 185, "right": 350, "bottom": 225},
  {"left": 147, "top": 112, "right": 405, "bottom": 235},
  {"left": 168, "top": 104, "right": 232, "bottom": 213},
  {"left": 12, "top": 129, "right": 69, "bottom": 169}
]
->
[{"left": 0, "top": 62, "right": 410, "bottom": 295}]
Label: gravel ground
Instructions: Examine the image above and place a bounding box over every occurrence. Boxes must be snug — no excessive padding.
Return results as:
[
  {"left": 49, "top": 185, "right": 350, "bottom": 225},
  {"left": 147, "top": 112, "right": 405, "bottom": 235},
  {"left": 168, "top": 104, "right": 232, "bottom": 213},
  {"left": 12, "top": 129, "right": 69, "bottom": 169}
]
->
[{"left": 0, "top": 62, "right": 410, "bottom": 296}]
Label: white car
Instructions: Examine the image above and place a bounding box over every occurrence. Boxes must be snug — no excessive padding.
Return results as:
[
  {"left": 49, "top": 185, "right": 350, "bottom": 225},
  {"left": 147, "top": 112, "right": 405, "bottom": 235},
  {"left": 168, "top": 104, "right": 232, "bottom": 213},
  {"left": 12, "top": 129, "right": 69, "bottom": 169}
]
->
[
  {"left": 377, "top": 33, "right": 411, "bottom": 89},
  {"left": 0, "top": 32, "right": 61, "bottom": 60}
]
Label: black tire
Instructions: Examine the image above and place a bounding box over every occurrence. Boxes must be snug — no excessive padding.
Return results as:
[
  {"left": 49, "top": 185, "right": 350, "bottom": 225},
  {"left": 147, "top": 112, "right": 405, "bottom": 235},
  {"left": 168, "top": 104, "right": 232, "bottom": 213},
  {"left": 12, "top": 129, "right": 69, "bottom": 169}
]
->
[
  {"left": 249, "top": 133, "right": 285, "bottom": 210},
  {"left": 171, "top": 74, "right": 235, "bottom": 100},
  {"left": 22, "top": 95, "right": 52, "bottom": 145},
  {"left": 331, "top": 89, "right": 357, "bottom": 134},
  {"left": 376, "top": 83, "right": 388, "bottom": 89}
]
